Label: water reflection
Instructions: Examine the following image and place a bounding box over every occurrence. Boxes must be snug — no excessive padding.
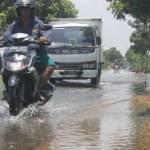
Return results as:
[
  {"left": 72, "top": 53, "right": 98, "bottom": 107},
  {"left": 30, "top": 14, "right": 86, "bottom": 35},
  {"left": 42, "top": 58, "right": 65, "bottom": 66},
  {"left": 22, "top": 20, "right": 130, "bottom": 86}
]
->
[
  {"left": 99, "top": 100, "right": 136, "bottom": 150},
  {"left": 134, "top": 119, "right": 150, "bottom": 150},
  {"left": 132, "top": 82, "right": 147, "bottom": 95},
  {"left": 50, "top": 119, "right": 101, "bottom": 150},
  {"left": 0, "top": 116, "right": 54, "bottom": 150},
  {"left": 132, "top": 94, "right": 150, "bottom": 150},
  {"left": 0, "top": 101, "right": 136, "bottom": 150},
  {"left": 44, "top": 100, "right": 135, "bottom": 150}
]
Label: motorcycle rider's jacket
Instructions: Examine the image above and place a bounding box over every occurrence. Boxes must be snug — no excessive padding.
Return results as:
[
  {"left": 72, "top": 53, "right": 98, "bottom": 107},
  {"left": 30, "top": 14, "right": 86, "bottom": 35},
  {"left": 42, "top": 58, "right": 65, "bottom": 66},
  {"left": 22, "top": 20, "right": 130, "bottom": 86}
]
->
[{"left": 4, "top": 17, "right": 45, "bottom": 44}]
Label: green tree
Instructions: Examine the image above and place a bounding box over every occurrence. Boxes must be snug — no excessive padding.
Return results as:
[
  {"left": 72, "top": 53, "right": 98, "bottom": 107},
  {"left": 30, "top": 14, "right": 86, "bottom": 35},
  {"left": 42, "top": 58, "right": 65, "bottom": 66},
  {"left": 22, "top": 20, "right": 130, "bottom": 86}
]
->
[
  {"left": 0, "top": 0, "right": 78, "bottom": 33},
  {"left": 130, "top": 24, "right": 150, "bottom": 54},
  {"left": 0, "top": 0, "right": 16, "bottom": 32},
  {"left": 106, "top": 0, "right": 150, "bottom": 72},
  {"left": 125, "top": 49, "right": 149, "bottom": 72},
  {"left": 106, "top": 0, "right": 150, "bottom": 23},
  {"left": 35, "top": 0, "right": 78, "bottom": 22},
  {"left": 129, "top": 20, "right": 150, "bottom": 70}
]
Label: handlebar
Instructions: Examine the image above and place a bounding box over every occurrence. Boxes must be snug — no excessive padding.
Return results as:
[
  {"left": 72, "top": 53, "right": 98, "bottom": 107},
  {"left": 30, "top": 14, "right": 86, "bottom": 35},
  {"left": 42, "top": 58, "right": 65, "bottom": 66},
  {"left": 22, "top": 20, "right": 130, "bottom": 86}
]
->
[{"left": 0, "top": 35, "right": 51, "bottom": 47}]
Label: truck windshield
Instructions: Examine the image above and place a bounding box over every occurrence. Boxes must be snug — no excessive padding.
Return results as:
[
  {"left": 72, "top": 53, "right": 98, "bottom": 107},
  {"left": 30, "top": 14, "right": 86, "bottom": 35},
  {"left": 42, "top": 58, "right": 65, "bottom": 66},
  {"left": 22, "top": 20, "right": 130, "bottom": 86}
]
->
[{"left": 51, "top": 26, "right": 95, "bottom": 46}]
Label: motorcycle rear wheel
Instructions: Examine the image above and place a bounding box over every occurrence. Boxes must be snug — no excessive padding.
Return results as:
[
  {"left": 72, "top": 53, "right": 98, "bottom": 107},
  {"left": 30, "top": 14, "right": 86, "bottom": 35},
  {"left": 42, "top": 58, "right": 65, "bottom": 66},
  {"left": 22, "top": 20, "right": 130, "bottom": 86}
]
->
[{"left": 8, "top": 86, "right": 23, "bottom": 116}]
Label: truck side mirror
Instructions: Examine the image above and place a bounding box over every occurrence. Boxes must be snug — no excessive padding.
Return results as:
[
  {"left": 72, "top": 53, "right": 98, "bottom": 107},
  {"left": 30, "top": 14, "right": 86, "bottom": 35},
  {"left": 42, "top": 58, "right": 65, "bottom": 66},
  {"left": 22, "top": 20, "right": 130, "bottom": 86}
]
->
[{"left": 96, "top": 37, "right": 101, "bottom": 45}]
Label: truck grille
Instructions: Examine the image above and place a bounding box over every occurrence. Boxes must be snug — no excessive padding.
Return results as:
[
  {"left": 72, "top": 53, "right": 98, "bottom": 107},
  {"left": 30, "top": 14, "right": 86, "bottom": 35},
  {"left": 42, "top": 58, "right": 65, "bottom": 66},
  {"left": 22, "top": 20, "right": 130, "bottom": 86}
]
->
[
  {"left": 47, "top": 47, "right": 95, "bottom": 54},
  {"left": 56, "top": 62, "right": 97, "bottom": 70}
]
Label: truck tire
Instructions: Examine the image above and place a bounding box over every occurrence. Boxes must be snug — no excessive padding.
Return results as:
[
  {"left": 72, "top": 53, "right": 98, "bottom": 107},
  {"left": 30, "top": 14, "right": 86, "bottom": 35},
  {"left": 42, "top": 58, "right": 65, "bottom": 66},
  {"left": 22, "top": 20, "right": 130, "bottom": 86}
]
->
[{"left": 91, "top": 65, "right": 101, "bottom": 87}]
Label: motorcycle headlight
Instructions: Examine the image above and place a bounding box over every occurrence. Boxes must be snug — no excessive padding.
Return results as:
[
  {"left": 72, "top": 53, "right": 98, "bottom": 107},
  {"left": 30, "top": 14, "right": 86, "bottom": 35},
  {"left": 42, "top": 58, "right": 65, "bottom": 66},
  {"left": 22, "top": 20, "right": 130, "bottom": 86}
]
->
[
  {"left": 3, "top": 53, "right": 28, "bottom": 71},
  {"left": 6, "top": 60, "right": 28, "bottom": 71},
  {"left": 6, "top": 61, "right": 22, "bottom": 71}
]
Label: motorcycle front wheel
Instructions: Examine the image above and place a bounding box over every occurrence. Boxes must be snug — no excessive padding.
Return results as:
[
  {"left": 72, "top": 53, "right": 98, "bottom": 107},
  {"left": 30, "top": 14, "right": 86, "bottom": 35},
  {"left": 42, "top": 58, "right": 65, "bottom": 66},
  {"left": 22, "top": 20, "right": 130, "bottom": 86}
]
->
[{"left": 8, "top": 86, "right": 23, "bottom": 116}]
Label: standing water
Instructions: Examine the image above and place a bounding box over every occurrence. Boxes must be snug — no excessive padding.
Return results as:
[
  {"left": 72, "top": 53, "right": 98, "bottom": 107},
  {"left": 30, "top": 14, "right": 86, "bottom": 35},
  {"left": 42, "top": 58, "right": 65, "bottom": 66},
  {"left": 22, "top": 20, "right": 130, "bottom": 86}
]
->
[{"left": 0, "top": 70, "right": 150, "bottom": 150}]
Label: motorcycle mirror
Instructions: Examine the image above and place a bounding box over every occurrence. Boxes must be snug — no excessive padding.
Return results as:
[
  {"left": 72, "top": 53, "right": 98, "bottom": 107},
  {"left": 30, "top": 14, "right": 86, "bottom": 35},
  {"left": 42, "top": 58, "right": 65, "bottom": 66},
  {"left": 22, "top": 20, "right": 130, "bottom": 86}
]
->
[{"left": 96, "top": 36, "right": 101, "bottom": 45}]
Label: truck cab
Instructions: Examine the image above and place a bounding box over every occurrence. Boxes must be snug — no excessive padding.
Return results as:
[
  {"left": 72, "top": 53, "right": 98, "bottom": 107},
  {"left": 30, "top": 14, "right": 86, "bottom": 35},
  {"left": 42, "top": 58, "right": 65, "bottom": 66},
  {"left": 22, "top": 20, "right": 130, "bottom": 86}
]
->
[{"left": 48, "top": 18, "right": 103, "bottom": 86}]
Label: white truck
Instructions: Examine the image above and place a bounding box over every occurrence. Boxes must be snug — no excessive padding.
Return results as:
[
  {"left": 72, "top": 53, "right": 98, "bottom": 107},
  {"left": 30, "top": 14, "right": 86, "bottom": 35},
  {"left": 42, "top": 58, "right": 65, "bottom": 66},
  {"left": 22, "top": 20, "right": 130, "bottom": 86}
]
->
[{"left": 48, "top": 18, "right": 103, "bottom": 86}]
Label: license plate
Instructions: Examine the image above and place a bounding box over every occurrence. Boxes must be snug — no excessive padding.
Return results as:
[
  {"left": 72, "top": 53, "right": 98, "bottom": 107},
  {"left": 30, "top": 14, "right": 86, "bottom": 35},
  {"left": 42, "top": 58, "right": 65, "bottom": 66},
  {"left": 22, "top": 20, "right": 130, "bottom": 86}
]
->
[{"left": 60, "top": 70, "right": 82, "bottom": 75}]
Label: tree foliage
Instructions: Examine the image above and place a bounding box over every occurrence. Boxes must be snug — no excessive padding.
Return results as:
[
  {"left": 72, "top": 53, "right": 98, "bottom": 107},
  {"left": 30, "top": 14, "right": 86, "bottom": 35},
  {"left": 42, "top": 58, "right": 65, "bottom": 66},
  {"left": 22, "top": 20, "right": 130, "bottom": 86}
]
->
[
  {"left": 0, "top": 0, "right": 16, "bottom": 30},
  {"left": 106, "top": 0, "right": 150, "bottom": 57},
  {"left": 125, "top": 49, "right": 149, "bottom": 72},
  {"left": 107, "top": 0, "right": 150, "bottom": 23},
  {"left": 129, "top": 20, "right": 150, "bottom": 54},
  {"left": 35, "top": 0, "right": 78, "bottom": 22},
  {"left": 106, "top": 0, "right": 150, "bottom": 71},
  {"left": 0, "top": 0, "right": 78, "bottom": 32}
]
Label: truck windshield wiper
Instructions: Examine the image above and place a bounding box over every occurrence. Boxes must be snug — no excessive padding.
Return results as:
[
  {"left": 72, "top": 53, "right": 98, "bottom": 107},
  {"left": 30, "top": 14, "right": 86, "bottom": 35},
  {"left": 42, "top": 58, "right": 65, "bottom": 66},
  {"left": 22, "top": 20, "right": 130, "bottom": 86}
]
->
[{"left": 50, "top": 43, "right": 97, "bottom": 48}]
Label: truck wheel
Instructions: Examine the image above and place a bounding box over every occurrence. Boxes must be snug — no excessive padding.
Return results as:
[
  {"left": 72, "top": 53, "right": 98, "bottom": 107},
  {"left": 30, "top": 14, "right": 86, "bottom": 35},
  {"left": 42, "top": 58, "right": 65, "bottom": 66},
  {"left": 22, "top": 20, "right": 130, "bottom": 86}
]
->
[{"left": 91, "top": 65, "right": 101, "bottom": 87}]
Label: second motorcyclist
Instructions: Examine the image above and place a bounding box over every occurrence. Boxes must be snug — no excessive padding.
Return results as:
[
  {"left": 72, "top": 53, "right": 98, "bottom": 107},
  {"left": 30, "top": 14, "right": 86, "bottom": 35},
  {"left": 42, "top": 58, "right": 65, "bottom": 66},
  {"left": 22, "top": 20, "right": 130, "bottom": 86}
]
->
[{"left": 3, "top": 0, "right": 55, "bottom": 103}]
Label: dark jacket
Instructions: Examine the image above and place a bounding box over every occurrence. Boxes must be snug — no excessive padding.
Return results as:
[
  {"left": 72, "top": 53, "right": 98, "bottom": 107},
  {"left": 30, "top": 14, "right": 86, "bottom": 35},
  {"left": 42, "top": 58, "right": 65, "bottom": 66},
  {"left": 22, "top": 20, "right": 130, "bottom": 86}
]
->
[
  {"left": 4, "top": 18, "right": 50, "bottom": 54},
  {"left": 4, "top": 18, "right": 45, "bottom": 42}
]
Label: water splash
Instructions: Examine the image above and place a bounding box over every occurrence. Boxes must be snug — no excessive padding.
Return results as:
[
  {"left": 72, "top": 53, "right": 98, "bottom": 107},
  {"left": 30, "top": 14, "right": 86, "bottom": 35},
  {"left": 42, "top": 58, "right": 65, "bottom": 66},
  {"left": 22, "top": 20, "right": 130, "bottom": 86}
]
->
[
  {"left": 16, "top": 103, "right": 44, "bottom": 119},
  {"left": 0, "top": 102, "right": 11, "bottom": 121},
  {"left": 0, "top": 101, "right": 46, "bottom": 122}
]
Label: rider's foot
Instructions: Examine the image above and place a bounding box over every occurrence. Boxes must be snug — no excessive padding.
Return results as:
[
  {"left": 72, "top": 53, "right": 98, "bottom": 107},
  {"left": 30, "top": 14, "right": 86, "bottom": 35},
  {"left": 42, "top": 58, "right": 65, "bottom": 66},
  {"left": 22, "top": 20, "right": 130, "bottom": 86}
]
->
[
  {"left": 39, "top": 83, "right": 54, "bottom": 104},
  {"left": 38, "top": 90, "right": 52, "bottom": 105},
  {"left": 36, "top": 81, "right": 55, "bottom": 105},
  {"left": 48, "top": 82, "right": 56, "bottom": 92}
]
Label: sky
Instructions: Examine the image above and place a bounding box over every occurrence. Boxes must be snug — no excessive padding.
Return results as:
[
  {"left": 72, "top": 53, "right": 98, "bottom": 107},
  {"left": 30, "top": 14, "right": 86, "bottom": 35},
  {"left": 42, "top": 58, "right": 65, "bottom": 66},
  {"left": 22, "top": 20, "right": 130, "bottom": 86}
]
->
[{"left": 72, "top": 0, "right": 134, "bottom": 55}]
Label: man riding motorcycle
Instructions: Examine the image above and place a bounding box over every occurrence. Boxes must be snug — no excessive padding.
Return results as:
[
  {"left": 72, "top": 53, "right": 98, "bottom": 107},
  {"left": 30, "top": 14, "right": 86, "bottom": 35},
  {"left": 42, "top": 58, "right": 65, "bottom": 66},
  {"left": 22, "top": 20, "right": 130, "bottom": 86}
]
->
[
  {"left": 3, "top": 0, "right": 55, "bottom": 102},
  {"left": 112, "top": 59, "right": 120, "bottom": 72}
]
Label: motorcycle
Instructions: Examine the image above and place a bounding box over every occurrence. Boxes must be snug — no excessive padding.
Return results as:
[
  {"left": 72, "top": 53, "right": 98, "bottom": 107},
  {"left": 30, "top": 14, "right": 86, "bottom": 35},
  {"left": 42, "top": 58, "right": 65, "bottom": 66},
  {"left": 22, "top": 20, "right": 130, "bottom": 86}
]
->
[
  {"left": 1, "top": 33, "right": 54, "bottom": 116},
  {"left": 112, "top": 63, "right": 120, "bottom": 73}
]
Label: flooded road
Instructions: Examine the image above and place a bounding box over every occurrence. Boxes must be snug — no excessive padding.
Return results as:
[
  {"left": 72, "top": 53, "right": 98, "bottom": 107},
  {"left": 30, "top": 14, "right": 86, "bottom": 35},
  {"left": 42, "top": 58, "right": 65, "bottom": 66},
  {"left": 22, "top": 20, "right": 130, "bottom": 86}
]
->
[{"left": 0, "top": 70, "right": 150, "bottom": 150}]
